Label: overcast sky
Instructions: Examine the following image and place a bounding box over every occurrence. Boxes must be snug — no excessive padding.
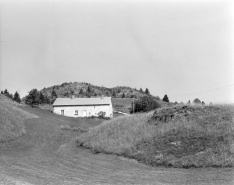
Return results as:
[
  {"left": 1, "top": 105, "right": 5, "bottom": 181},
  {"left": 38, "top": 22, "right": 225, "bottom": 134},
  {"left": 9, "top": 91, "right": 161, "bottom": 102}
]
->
[{"left": 0, "top": 0, "right": 234, "bottom": 103}]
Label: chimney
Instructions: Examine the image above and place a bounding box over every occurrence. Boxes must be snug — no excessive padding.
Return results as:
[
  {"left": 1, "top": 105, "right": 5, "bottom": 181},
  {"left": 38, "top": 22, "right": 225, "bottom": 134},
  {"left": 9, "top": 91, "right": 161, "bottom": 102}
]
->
[{"left": 71, "top": 95, "right": 75, "bottom": 99}]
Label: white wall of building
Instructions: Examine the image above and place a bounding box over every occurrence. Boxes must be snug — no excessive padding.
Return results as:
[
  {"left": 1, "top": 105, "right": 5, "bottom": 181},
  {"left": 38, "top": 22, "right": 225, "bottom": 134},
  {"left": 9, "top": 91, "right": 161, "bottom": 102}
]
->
[{"left": 53, "top": 104, "right": 113, "bottom": 118}]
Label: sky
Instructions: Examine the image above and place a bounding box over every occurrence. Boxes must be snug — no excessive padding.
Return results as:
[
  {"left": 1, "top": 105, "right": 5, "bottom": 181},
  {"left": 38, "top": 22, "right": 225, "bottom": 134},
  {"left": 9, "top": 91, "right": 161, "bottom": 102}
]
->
[{"left": 0, "top": 0, "right": 234, "bottom": 104}]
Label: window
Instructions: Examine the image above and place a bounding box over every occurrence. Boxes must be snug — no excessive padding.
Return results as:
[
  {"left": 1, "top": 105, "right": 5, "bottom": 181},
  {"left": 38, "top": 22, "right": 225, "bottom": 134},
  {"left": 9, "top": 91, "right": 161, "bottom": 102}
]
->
[
  {"left": 61, "top": 110, "right": 64, "bottom": 115},
  {"left": 75, "top": 110, "right": 78, "bottom": 115}
]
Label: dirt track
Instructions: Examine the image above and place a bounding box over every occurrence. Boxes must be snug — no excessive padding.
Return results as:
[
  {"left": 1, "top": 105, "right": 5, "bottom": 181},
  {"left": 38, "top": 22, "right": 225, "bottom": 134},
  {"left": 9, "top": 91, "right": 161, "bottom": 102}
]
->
[{"left": 0, "top": 107, "right": 233, "bottom": 185}]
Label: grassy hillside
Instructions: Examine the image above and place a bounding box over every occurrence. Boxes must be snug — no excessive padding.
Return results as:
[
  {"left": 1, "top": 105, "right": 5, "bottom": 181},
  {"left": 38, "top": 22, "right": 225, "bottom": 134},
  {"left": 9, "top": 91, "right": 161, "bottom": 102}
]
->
[
  {"left": 0, "top": 95, "right": 38, "bottom": 142},
  {"left": 77, "top": 104, "right": 234, "bottom": 168}
]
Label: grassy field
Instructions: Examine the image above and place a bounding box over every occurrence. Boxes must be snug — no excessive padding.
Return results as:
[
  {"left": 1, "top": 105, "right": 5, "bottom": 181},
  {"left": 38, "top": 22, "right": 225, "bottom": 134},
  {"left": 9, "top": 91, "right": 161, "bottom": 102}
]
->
[
  {"left": 111, "top": 98, "right": 133, "bottom": 113},
  {"left": 0, "top": 95, "right": 38, "bottom": 142},
  {"left": 77, "top": 104, "right": 234, "bottom": 168},
  {"left": 0, "top": 101, "right": 233, "bottom": 184}
]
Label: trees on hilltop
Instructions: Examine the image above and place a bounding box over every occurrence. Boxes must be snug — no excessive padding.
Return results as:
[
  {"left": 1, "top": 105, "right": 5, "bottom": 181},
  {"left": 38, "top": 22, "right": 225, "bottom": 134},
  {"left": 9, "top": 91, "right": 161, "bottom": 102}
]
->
[
  {"left": 145, "top": 88, "right": 150, "bottom": 95},
  {"left": 1, "top": 89, "right": 21, "bottom": 103},
  {"left": 25, "top": 89, "right": 51, "bottom": 106},
  {"left": 13, "top": 91, "right": 21, "bottom": 103},
  {"left": 193, "top": 98, "right": 201, "bottom": 104},
  {"left": 163, "top": 94, "right": 169, "bottom": 102},
  {"left": 25, "top": 89, "right": 39, "bottom": 106}
]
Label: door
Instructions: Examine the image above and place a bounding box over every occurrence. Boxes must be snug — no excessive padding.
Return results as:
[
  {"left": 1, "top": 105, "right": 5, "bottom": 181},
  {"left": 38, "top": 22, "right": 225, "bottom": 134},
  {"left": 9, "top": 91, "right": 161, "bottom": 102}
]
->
[
  {"left": 61, "top": 110, "right": 64, "bottom": 115},
  {"left": 83, "top": 110, "right": 87, "bottom": 117}
]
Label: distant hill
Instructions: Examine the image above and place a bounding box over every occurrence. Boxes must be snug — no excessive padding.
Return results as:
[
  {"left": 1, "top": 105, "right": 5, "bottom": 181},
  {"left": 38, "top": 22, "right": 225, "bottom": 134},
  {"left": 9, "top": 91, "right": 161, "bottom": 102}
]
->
[
  {"left": 40, "top": 82, "right": 159, "bottom": 100},
  {"left": 23, "top": 82, "right": 161, "bottom": 113}
]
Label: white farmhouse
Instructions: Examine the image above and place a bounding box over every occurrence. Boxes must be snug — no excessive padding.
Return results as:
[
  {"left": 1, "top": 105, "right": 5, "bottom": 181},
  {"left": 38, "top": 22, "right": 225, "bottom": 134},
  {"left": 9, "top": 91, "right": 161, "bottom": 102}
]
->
[{"left": 52, "top": 96, "right": 113, "bottom": 118}]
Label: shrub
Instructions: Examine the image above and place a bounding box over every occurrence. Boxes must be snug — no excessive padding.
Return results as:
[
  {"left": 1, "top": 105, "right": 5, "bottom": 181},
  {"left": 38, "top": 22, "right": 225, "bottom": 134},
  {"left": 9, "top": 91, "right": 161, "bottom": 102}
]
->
[
  {"left": 130, "top": 96, "right": 161, "bottom": 113},
  {"left": 97, "top": 111, "right": 110, "bottom": 120}
]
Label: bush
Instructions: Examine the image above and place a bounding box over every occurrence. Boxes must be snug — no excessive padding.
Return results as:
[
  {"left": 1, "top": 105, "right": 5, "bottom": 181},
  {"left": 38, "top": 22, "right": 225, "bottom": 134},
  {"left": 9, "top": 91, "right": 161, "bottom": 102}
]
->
[
  {"left": 130, "top": 96, "right": 161, "bottom": 113},
  {"left": 97, "top": 111, "right": 110, "bottom": 120}
]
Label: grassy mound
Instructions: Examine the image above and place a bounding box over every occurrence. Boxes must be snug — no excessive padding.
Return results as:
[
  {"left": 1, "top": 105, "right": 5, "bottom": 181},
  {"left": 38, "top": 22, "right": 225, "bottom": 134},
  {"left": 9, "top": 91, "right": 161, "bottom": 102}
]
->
[
  {"left": 0, "top": 95, "right": 38, "bottom": 142},
  {"left": 77, "top": 105, "right": 234, "bottom": 168}
]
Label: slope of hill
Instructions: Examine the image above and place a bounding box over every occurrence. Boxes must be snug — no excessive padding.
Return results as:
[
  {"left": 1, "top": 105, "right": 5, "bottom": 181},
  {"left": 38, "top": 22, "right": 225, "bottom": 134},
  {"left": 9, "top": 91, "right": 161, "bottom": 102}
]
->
[
  {"left": 77, "top": 104, "right": 234, "bottom": 168},
  {"left": 1, "top": 103, "right": 232, "bottom": 184},
  {"left": 0, "top": 95, "right": 38, "bottom": 142}
]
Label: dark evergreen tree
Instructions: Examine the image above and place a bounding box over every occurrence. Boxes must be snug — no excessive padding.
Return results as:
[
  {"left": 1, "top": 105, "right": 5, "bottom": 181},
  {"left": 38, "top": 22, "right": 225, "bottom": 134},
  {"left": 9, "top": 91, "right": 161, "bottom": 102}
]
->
[
  {"left": 4, "top": 89, "right": 9, "bottom": 94},
  {"left": 79, "top": 89, "right": 83, "bottom": 95},
  {"left": 145, "top": 88, "right": 150, "bottom": 94},
  {"left": 13, "top": 91, "right": 21, "bottom": 103},
  {"left": 38, "top": 92, "right": 44, "bottom": 104},
  {"left": 193, "top": 98, "right": 201, "bottom": 104},
  {"left": 3, "top": 89, "right": 10, "bottom": 98},
  {"left": 112, "top": 91, "right": 116, "bottom": 98},
  {"left": 187, "top": 100, "right": 191, "bottom": 104},
  {"left": 162, "top": 94, "right": 169, "bottom": 102},
  {"left": 1, "top": 91, "right": 3, "bottom": 94},
  {"left": 51, "top": 89, "right": 57, "bottom": 98},
  {"left": 122, "top": 93, "right": 125, "bottom": 98},
  {"left": 202, "top": 101, "right": 205, "bottom": 105},
  {"left": 87, "top": 86, "right": 91, "bottom": 93},
  {"left": 139, "top": 88, "right": 143, "bottom": 93}
]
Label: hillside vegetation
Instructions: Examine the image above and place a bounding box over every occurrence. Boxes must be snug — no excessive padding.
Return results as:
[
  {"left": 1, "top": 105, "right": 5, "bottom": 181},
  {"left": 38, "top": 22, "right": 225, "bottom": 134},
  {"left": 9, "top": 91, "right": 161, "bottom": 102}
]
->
[
  {"left": 41, "top": 82, "right": 150, "bottom": 98},
  {"left": 0, "top": 95, "right": 38, "bottom": 142},
  {"left": 24, "top": 82, "right": 161, "bottom": 113},
  {"left": 77, "top": 104, "right": 234, "bottom": 168}
]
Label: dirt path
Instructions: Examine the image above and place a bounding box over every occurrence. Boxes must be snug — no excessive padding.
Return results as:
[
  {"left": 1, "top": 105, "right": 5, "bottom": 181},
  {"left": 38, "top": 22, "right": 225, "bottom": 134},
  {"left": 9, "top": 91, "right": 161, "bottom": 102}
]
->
[{"left": 0, "top": 107, "right": 233, "bottom": 185}]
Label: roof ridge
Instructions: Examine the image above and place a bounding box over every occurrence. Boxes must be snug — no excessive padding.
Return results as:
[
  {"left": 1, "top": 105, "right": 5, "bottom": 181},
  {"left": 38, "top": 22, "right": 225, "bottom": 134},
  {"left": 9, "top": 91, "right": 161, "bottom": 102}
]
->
[{"left": 53, "top": 97, "right": 111, "bottom": 106}]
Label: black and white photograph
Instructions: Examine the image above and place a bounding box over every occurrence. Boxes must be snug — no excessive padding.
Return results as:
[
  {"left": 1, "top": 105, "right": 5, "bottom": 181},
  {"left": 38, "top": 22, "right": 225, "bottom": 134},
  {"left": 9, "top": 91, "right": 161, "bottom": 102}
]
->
[{"left": 0, "top": 0, "right": 234, "bottom": 184}]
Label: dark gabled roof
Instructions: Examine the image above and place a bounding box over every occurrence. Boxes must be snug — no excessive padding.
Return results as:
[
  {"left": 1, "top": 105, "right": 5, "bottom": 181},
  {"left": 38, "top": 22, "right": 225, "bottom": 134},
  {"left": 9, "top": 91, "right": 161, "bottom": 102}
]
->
[{"left": 53, "top": 97, "right": 111, "bottom": 106}]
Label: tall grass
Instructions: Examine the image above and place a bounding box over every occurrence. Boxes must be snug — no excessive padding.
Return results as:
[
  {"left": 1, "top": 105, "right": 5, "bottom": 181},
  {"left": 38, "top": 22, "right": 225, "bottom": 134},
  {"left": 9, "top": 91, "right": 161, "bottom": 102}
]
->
[
  {"left": 77, "top": 105, "right": 234, "bottom": 168},
  {"left": 78, "top": 112, "right": 154, "bottom": 154},
  {"left": 0, "top": 95, "right": 38, "bottom": 142}
]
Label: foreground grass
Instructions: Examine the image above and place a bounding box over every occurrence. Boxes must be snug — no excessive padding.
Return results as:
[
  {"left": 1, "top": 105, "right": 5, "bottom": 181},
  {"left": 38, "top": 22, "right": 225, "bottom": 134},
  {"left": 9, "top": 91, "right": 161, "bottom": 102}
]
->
[
  {"left": 0, "top": 95, "right": 38, "bottom": 142},
  {"left": 77, "top": 105, "right": 234, "bottom": 168}
]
